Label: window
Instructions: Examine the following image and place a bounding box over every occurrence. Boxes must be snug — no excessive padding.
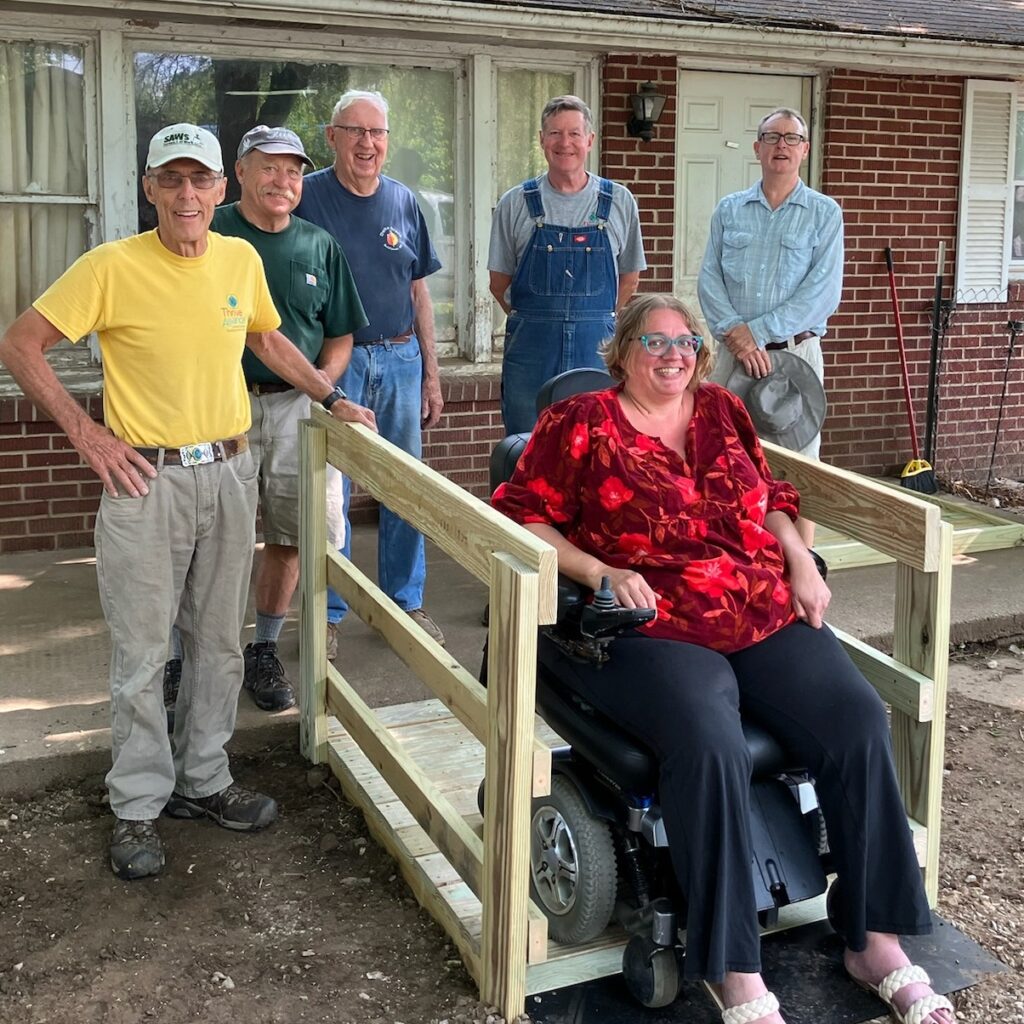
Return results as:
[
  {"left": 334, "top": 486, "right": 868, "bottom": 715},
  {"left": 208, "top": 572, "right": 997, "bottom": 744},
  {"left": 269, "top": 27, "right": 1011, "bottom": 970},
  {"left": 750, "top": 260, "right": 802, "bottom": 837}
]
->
[
  {"left": 0, "top": 40, "right": 92, "bottom": 335},
  {"left": 494, "top": 68, "right": 576, "bottom": 201},
  {"left": 955, "top": 80, "right": 1017, "bottom": 304},
  {"left": 133, "top": 53, "right": 457, "bottom": 340},
  {"left": 492, "top": 68, "right": 577, "bottom": 340}
]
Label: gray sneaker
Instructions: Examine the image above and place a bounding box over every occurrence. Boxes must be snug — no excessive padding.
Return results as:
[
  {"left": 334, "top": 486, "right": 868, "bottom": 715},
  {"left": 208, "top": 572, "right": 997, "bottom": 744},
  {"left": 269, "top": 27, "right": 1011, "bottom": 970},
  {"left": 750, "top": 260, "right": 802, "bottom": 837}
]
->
[
  {"left": 164, "top": 782, "right": 277, "bottom": 832},
  {"left": 110, "top": 818, "right": 164, "bottom": 880},
  {"left": 326, "top": 622, "right": 339, "bottom": 661},
  {"left": 408, "top": 608, "right": 445, "bottom": 646}
]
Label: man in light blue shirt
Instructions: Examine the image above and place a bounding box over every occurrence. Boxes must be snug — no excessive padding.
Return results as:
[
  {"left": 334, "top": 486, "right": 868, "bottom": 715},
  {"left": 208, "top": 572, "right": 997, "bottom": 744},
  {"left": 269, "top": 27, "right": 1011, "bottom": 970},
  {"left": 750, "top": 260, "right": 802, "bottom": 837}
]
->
[{"left": 699, "top": 107, "right": 843, "bottom": 544}]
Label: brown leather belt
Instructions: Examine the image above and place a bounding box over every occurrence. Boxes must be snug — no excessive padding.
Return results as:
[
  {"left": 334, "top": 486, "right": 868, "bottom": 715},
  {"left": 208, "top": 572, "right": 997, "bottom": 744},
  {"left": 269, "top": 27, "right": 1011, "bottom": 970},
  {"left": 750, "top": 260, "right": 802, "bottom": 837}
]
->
[
  {"left": 247, "top": 381, "right": 294, "bottom": 395},
  {"left": 134, "top": 435, "right": 249, "bottom": 467},
  {"left": 765, "top": 330, "right": 816, "bottom": 351},
  {"left": 356, "top": 329, "right": 414, "bottom": 347}
]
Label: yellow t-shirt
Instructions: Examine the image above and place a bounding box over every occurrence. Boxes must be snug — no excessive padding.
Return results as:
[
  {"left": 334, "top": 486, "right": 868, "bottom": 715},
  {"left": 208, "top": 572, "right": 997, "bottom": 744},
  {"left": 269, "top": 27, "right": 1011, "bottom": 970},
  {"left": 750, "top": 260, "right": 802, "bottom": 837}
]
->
[{"left": 34, "top": 229, "right": 280, "bottom": 447}]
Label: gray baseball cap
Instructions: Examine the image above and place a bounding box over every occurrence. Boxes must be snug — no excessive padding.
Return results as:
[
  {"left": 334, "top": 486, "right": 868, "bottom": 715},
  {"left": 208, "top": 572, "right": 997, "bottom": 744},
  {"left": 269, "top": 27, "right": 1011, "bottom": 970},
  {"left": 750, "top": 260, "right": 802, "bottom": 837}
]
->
[{"left": 237, "top": 125, "right": 314, "bottom": 169}]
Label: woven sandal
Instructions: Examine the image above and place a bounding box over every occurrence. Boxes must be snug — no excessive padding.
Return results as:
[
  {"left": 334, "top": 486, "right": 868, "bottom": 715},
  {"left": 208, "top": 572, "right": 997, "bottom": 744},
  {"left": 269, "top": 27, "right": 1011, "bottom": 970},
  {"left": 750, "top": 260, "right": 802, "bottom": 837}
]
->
[
  {"left": 707, "top": 984, "right": 781, "bottom": 1024},
  {"left": 853, "top": 964, "right": 955, "bottom": 1024}
]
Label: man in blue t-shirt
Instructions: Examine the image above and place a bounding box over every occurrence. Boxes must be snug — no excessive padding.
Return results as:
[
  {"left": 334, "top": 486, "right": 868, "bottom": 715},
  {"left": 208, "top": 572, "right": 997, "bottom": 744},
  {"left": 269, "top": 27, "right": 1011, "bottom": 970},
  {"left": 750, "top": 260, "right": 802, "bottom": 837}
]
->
[{"left": 295, "top": 89, "right": 446, "bottom": 649}]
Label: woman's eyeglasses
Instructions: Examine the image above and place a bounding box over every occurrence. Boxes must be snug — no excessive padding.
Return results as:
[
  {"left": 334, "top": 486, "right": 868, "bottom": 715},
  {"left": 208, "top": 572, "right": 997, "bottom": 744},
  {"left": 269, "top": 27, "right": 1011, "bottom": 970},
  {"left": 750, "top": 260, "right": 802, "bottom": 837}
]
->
[{"left": 638, "top": 332, "right": 703, "bottom": 356}]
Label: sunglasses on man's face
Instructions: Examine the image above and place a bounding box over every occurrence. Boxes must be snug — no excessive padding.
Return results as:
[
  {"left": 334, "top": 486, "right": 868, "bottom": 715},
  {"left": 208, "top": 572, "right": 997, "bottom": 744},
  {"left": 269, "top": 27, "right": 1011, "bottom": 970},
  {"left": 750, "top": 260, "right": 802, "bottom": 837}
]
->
[{"left": 637, "top": 332, "right": 703, "bottom": 356}]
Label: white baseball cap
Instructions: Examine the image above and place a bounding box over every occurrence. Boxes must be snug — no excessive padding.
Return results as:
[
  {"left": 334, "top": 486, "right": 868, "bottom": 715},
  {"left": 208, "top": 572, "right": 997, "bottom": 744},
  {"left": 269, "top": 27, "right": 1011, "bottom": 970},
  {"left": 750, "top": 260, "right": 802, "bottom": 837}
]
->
[{"left": 146, "top": 123, "right": 223, "bottom": 173}]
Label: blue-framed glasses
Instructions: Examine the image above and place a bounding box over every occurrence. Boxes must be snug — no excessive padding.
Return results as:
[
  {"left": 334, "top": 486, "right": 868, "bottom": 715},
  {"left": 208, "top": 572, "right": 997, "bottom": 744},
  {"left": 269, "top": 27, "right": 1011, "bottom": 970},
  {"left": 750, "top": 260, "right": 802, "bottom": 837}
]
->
[{"left": 638, "top": 332, "right": 703, "bottom": 356}]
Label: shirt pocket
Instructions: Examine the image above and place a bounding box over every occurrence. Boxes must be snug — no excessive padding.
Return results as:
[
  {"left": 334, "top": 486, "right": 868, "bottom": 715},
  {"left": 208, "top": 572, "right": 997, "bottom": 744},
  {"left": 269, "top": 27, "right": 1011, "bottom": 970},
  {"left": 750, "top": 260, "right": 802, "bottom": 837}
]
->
[
  {"left": 721, "top": 229, "right": 754, "bottom": 284},
  {"left": 287, "top": 259, "right": 329, "bottom": 319},
  {"left": 778, "top": 230, "right": 819, "bottom": 287}
]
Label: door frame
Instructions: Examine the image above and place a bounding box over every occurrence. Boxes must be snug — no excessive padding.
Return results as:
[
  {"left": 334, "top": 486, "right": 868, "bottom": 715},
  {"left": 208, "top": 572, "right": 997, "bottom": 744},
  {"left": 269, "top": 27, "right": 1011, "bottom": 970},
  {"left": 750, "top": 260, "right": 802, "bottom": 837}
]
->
[{"left": 672, "top": 60, "right": 824, "bottom": 301}]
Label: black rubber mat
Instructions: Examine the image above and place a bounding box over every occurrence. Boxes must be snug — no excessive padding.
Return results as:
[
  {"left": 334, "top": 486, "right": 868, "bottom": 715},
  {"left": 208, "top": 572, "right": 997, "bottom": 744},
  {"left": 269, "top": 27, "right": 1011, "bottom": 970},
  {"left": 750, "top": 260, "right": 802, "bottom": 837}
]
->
[{"left": 528, "top": 914, "right": 1004, "bottom": 1024}]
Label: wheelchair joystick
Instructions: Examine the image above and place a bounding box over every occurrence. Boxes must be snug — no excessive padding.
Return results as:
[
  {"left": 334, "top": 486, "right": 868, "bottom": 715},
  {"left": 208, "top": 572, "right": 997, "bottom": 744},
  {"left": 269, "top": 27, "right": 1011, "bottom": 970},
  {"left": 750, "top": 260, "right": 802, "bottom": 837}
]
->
[{"left": 547, "top": 577, "right": 657, "bottom": 666}]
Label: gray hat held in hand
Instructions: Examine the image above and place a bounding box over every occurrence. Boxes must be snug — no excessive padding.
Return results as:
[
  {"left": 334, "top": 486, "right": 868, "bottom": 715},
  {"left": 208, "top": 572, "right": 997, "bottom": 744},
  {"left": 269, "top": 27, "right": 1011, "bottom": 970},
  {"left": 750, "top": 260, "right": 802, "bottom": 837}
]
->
[{"left": 726, "top": 350, "right": 826, "bottom": 451}]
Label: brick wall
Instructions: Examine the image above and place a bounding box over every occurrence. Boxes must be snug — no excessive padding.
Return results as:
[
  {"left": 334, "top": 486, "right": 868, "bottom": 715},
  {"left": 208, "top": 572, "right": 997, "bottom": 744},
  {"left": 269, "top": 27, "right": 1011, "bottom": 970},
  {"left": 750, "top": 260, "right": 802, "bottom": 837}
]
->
[
  {"left": 601, "top": 54, "right": 678, "bottom": 292},
  {"left": 0, "top": 394, "right": 104, "bottom": 554},
  {"left": 0, "top": 370, "right": 503, "bottom": 554},
  {"left": 821, "top": 71, "right": 1022, "bottom": 481}
]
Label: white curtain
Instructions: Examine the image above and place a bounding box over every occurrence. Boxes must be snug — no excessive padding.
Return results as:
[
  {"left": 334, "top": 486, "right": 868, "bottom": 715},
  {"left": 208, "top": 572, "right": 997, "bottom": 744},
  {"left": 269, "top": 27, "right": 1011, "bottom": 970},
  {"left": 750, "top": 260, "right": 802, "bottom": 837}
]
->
[{"left": 0, "top": 41, "right": 88, "bottom": 332}]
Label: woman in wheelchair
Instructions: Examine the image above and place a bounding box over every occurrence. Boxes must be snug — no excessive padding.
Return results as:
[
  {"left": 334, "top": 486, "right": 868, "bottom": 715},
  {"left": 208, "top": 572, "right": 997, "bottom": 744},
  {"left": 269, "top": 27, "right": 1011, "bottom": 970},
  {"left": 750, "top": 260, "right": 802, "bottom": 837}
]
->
[{"left": 492, "top": 293, "right": 954, "bottom": 1024}]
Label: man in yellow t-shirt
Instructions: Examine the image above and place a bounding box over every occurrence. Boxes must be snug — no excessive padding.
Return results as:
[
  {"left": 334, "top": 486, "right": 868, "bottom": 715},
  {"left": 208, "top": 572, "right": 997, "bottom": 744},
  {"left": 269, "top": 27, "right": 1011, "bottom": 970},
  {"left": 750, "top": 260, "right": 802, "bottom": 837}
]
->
[{"left": 0, "top": 123, "right": 372, "bottom": 882}]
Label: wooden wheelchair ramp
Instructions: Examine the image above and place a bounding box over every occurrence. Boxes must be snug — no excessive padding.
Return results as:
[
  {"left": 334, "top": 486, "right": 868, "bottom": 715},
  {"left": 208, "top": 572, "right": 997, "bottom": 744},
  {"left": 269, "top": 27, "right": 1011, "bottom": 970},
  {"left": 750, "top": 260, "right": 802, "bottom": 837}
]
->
[{"left": 300, "top": 410, "right": 956, "bottom": 1021}]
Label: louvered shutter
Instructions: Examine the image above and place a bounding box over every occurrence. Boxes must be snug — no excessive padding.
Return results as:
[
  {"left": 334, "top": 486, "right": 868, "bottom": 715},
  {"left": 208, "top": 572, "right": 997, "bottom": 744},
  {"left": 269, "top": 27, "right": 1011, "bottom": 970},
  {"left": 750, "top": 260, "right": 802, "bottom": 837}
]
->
[{"left": 955, "top": 80, "right": 1016, "bottom": 304}]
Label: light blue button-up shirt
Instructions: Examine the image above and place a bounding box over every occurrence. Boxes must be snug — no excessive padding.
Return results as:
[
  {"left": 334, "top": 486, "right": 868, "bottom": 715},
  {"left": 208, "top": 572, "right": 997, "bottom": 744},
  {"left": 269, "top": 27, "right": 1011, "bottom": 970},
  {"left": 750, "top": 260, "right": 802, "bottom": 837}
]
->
[{"left": 697, "top": 179, "right": 844, "bottom": 349}]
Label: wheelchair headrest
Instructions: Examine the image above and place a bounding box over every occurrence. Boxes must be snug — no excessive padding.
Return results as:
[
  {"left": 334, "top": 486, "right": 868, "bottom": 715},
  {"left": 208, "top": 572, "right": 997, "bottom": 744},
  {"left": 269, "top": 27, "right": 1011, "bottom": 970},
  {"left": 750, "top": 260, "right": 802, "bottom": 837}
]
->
[
  {"left": 535, "top": 367, "right": 615, "bottom": 414},
  {"left": 491, "top": 368, "right": 614, "bottom": 494}
]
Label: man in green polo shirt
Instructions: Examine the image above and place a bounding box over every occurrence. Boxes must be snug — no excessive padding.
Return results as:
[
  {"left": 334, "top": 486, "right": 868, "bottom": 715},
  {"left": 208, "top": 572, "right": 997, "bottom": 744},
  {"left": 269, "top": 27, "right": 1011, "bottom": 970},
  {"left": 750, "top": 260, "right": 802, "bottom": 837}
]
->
[{"left": 165, "top": 125, "right": 372, "bottom": 718}]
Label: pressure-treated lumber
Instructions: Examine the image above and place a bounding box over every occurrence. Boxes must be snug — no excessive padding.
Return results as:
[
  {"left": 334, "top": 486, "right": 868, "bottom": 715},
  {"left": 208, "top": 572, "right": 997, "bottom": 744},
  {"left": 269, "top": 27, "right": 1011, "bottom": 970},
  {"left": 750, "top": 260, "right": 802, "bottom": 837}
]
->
[
  {"left": 763, "top": 440, "right": 941, "bottom": 571},
  {"left": 891, "top": 521, "right": 954, "bottom": 905},
  {"left": 298, "top": 421, "right": 329, "bottom": 764},
  {"left": 301, "top": 408, "right": 953, "bottom": 1020},
  {"left": 326, "top": 547, "right": 552, "bottom": 797},
  {"left": 313, "top": 405, "right": 558, "bottom": 622},
  {"left": 480, "top": 553, "right": 544, "bottom": 1019}
]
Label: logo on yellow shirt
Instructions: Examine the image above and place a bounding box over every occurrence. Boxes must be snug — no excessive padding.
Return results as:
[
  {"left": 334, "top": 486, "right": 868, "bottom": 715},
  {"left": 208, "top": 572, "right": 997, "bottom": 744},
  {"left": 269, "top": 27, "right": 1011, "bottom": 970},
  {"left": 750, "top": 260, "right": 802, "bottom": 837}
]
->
[{"left": 221, "top": 293, "right": 247, "bottom": 331}]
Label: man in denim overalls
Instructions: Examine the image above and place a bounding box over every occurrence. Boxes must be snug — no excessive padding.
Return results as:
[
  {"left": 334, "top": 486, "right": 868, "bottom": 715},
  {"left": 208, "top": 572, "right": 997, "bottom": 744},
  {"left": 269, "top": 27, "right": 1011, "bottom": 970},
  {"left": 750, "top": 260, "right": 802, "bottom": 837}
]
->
[{"left": 488, "top": 96, "right": 647, "bottom": 434}]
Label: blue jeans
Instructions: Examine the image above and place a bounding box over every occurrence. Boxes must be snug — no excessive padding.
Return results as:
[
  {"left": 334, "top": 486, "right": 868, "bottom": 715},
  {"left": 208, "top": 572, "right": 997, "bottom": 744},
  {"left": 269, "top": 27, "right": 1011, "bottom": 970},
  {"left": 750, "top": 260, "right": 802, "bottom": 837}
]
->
[
  {"left": 501, "top": 313, "right": 615, "bottom": 434},
  {"left": 327, "top": 339, "right": 426, "bottom": 622}
]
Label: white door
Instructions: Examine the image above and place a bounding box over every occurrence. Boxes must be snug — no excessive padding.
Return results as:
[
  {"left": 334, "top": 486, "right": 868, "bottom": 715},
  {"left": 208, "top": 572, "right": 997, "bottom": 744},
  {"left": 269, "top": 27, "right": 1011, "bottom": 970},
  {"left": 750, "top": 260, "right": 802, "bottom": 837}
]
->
[{"left": 675, "top": 70, "right": 810, "bottom": 313}]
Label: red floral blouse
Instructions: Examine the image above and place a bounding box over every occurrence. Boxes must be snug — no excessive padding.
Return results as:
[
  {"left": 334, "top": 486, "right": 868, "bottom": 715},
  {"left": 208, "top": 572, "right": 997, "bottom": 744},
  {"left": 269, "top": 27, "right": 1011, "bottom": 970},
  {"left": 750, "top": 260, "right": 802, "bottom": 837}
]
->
[{"left": 492, "top": 383, "right": 801, "bottom": 654}]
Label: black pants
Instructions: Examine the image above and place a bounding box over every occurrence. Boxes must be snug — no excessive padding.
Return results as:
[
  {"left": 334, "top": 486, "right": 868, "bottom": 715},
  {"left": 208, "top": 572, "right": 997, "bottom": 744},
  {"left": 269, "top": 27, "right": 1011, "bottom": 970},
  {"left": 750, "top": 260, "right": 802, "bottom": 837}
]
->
[{"left": 539, "top": 621, "right": 932, "bottom": 982}]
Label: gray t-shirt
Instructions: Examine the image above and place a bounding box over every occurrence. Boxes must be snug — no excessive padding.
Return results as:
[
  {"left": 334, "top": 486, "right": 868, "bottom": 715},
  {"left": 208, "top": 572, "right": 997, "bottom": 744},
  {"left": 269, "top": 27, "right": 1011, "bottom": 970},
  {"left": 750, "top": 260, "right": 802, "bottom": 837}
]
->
[{"left": 487, "top": 173, "right": 647, "bottom": 282}]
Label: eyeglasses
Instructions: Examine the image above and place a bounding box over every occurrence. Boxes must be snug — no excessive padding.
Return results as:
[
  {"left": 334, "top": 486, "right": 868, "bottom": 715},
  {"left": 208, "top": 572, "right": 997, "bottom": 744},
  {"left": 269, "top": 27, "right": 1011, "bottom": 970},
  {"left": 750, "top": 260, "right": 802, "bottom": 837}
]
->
[
  {"left": 148, "top": 170, "right": 224, "bottom": 190},
  {"left": 758, "top": 131, "right": 806, "bottom": 146},
  {"left": 638, "top": 333, "right": 703, "bottom": 356},
  {"left": 330, "top": 125, "right": 390, "bottom": 141}
]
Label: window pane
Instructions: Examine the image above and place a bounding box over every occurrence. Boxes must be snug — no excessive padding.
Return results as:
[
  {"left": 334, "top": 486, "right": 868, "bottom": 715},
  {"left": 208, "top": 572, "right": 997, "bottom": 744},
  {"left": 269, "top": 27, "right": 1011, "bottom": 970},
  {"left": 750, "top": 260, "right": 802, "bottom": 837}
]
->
[
  {"left": 0, "top": 41, "right": 88, "bottom": 196},
  {"left": 132, "top": 54, "right": 457, "bottom": 339},
  {"left": 495, "top": 69, "right": 575, "bottom": 200}
]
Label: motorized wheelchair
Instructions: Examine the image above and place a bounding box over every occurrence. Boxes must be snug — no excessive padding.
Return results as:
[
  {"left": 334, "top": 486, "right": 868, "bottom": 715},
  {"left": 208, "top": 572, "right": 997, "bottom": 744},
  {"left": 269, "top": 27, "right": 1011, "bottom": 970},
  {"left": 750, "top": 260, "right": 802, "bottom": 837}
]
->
[{"left": 480, "top": 368, "right": 837, "bottom": 1009}]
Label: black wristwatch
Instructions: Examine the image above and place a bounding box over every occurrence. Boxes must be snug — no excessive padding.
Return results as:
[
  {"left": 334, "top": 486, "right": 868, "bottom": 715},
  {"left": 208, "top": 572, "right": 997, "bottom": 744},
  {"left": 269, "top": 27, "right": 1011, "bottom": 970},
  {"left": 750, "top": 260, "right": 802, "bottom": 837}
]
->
[{"left": 321, "top": 385, "right": 347, "bottom": 411}]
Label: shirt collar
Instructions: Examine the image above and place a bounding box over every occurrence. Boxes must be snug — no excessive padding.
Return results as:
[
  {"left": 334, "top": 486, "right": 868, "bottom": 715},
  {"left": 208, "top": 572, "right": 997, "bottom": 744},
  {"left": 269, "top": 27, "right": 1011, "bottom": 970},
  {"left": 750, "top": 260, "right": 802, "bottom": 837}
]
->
[{"left": 741, "top": 177, "right": 809, "bottom": 211}]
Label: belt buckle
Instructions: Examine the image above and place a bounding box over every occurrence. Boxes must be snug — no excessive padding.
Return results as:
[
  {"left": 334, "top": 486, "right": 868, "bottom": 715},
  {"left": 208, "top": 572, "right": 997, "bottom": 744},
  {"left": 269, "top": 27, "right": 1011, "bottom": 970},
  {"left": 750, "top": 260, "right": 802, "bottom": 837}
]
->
[{"left": 180, "top": 442, "right": 216, "bottom": 466}]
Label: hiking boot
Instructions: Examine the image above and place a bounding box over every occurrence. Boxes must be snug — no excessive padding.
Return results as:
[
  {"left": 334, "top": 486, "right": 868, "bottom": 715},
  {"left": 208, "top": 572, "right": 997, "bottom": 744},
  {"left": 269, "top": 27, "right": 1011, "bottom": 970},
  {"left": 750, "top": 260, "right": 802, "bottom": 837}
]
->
[
  {"left": 408, "top": 608, "right": 445, "bottom": 647},
  {"left": 110, "top": 818, "right": 164, "bottom": 880},
  {"left": 326, "top": 621, "right": 339, "bottom": 661},
  {"left": 163, "top": 658, "right": 182, "bottom": 733},
  {"left": 164, "top": 782, "right": 278, "bottom": 831},
  {"left": 243, "top": 642, "right": 296, "bottom": 711}
]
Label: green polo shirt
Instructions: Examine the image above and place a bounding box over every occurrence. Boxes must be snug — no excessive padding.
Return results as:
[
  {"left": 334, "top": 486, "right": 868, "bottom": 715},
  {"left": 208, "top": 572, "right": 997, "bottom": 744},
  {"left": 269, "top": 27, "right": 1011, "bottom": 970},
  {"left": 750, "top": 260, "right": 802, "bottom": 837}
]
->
[{"left": 212, "top": 202, "right": 367, "bottom": 385}]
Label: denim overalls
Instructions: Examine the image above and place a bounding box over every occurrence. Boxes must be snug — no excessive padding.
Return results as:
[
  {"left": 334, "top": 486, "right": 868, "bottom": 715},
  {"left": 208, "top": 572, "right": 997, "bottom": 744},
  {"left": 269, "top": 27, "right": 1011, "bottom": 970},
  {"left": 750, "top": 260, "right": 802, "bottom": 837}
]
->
[{"left": 501, "top": 177, "right": 618, "bottom": 433}]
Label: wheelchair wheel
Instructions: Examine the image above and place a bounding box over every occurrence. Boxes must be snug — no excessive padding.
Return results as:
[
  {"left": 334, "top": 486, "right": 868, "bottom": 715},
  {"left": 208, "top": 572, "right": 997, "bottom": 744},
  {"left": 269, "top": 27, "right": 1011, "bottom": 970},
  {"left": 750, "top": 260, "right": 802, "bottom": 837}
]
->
[
  {"left": 622, "top": 934, "right": 681, "bottom": 1008},
  {"left": 530, "top": 774, "right": 617, "bottom": 944},
  {"left": 825, "top": 877, "right": 846, "bottom": 943}
]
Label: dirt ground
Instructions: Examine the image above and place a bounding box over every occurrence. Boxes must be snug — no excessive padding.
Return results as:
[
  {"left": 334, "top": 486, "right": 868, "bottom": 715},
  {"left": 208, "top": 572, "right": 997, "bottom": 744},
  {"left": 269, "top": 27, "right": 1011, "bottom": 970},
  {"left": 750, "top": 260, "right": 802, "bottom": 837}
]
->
[{"left": 1, "top": 642, "right": 1022, "bottom": 1024}]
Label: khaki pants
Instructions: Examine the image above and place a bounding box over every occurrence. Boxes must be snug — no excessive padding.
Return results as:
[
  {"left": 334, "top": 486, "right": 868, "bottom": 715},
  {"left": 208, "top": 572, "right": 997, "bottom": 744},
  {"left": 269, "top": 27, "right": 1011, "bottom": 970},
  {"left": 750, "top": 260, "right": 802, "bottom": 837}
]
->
[{"left": 95, "top": 449, "right": 258, "bottom": 820}]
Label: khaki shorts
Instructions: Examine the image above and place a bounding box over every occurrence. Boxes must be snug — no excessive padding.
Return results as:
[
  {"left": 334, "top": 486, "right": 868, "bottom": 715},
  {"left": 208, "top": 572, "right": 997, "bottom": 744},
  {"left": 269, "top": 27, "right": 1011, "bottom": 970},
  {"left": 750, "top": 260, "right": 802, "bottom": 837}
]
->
[{"left": 248, "top": 390, "right": 344, "bottom": 548}]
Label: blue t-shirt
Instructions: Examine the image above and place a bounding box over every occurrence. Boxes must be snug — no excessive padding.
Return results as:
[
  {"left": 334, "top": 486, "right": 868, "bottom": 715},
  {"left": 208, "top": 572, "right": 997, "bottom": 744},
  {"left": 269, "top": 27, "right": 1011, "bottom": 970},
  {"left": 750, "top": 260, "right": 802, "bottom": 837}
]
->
[{"left": 295, "top": 172, "right": 440, "bottom": 344}]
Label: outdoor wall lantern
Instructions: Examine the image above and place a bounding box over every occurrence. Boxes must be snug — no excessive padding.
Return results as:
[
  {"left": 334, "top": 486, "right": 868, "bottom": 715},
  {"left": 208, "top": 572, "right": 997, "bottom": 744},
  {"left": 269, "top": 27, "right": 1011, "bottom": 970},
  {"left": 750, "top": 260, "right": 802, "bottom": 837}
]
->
[{"left": 627, "top": 81, "right": 666, "bottom": 142}]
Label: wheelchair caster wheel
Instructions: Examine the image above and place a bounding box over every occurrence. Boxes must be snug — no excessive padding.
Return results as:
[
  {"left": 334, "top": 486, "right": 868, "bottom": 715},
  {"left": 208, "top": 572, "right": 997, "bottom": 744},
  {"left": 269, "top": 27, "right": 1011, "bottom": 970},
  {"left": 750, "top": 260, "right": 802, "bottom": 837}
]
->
[
  {"left": 826, "top": 877, "right": 846, "bottom": 943},
  {"left": 622, "top": 933, "right": 681, "bottom": 1009}
]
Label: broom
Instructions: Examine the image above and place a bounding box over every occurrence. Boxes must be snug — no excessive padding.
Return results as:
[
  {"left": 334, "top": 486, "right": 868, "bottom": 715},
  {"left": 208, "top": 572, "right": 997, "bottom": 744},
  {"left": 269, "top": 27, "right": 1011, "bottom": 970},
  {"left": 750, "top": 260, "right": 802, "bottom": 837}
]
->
[{"left": 883, "top": 246, "right": 938, "bottom": 493}]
